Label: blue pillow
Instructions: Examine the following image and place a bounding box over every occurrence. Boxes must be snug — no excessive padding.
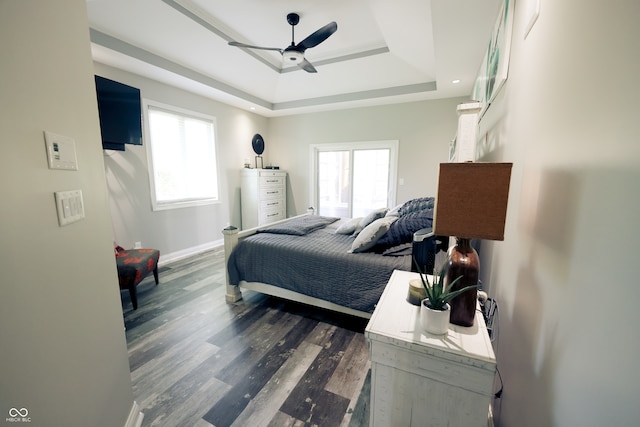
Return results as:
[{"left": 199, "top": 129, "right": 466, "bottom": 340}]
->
[
  {"left": 398, "top": 197, "right": 435, "bottom": 216},
  {"left": 375, "top": 208, "right": 434, "bottom": 248}
]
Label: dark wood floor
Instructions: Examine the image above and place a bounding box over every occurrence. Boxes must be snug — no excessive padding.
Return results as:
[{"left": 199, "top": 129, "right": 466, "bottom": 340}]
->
[{"left": 121, "top": 247, "right": 371, "bottom": 427}]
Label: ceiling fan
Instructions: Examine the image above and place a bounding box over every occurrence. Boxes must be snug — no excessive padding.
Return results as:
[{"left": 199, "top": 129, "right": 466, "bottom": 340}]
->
[{"left": 228, "top": 13, "right": 337, "bottom": 73}]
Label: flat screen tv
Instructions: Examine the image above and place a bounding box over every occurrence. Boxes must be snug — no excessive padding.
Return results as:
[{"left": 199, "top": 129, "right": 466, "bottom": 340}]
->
[{"left": 94, "top": 75, "right": 142, "bottom": 151}]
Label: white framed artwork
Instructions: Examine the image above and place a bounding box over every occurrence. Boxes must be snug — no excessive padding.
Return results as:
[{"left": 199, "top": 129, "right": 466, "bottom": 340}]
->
[
  {"left": 524, "top": 0, "right": 540, "bottom": 39},
  {"left": 472, "top": 0, "right": 515, "bottom": 117}
]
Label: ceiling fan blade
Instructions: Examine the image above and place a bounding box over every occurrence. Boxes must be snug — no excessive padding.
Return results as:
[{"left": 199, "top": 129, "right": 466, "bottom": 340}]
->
[
  {"left": 296, "top": 21, "right": 337, "bottom": 52},
  {"left": 228, "top": 41, "right": 283, "bottom": 53},
  {"left": 299, "top": 59, "right": 317, "bottom": 73}
]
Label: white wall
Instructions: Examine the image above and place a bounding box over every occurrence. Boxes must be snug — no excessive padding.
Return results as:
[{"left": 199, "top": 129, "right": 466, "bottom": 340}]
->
[
  {"left": 95, "top": 64, "right": 269, "bottom": 261},
  {"left": 476, "top": 1, "right": 640, "bottom": 425},
  {"left": 0, "top": 1, "right": 136, "bottom": 427},
  {"left": 268, "top": 97, "right": 466, "bottom": 215}
]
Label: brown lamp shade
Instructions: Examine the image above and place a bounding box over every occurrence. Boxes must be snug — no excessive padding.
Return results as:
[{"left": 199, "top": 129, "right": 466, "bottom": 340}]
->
[{"left": 433, "top": 162, "right": 513, "bottom": 241}]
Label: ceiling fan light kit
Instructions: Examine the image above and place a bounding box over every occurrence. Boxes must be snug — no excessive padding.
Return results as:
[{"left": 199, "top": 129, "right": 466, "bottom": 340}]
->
[
  {"left": 228, "top": 12, "right": 337, "bottom": 73},
  {"left": 283, "top": 50, "right": 304, "bottom": 64}
]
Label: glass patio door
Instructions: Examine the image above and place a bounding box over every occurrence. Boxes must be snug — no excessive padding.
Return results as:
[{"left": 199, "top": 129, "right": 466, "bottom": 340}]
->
[{"left": 313, "top": 141, "right": 397, "bottom": 218}]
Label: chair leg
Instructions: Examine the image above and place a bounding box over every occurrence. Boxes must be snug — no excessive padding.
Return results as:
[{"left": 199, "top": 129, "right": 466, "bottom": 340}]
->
[
  {"left": 129, "top": 285, "right": 138, "bottom": 310},
  {"left": 153, "top": 266, "right": 159, "bottom": 285}
]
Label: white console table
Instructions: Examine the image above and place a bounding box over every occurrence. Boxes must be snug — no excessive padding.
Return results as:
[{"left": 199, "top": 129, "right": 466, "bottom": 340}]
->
[{"left": 365, "top": 269, "right": 496, "bottom": 427}]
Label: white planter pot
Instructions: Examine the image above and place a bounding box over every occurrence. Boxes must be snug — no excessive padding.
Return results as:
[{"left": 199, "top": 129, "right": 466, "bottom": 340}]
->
[{"left": 420, "top": 300, "right": 451, "bottom": 335}]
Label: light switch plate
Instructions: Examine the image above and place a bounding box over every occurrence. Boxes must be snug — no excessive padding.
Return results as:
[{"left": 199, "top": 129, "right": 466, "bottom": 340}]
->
[
  {"left": 54, "top": 190, "right": 85, "bottom": 226},
  {"left": 44, "top": 131, "right": 78, "bottom": 170}
]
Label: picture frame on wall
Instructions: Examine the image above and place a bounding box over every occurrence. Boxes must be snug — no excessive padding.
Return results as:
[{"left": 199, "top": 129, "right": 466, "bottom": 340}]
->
[
  {"left": 449, "top": 137, "right": 457, "bottom": 162},
  {"left": 472, "top": 0, "right": 515, "bottom": 117}
]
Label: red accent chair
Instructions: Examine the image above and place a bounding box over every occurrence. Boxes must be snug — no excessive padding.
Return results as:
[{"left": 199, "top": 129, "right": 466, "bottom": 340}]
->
[{"left": 115, "top": 245, "right": 160, "bottom": 310}]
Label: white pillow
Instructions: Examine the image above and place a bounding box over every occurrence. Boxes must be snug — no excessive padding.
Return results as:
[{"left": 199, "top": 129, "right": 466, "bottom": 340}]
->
[
  {"left": 359, "top": 207, "right": 389, "bottom": 229},
  {"left": 386, "top": 203, "right": 402, "bottom": 217},
  {"left": 335, "top": 217, "right": 362, "bottom": 235},
  {"left": 349, "top": 216, "right": 397, "bottom": 253},
  {"left": 353, "top": 207, "right": 388, "bottom": 237}
]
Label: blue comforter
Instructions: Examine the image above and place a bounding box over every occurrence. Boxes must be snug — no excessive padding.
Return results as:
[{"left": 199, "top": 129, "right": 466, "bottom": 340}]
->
[{"left": 228, "top": 217, "right": 411, "bottom": 313}]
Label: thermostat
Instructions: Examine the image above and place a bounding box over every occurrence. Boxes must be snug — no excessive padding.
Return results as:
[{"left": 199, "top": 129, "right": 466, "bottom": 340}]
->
[{"left": 44, "top": 131, "right": 78, "bottom": 170}]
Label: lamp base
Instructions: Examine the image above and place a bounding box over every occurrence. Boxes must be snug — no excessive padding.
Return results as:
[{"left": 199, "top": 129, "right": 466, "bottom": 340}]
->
[{"left": 444, "top": 237, "right": 479, "bottom": 327}]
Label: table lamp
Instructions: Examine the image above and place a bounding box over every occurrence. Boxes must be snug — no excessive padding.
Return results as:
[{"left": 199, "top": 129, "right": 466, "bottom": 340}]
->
[{"left": 433, "top": 162, "right": 512, "bottom": 326}]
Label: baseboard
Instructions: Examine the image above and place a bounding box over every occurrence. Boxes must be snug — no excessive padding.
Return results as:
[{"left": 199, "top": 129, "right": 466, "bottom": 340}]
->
[
  {"left": 124, "top": 401, "right": 144, "bottom": 427},
  {"left": 157, "top": 239, "right": 223, "bottom": 266}
]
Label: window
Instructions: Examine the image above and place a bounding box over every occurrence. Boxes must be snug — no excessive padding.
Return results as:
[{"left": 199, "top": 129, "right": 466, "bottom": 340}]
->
[
  {"left": 310, "top": 141, "right": 398, "bottom": 217},
  {"left": 144, "top": 100, "right": 219, "bottom": 210}
]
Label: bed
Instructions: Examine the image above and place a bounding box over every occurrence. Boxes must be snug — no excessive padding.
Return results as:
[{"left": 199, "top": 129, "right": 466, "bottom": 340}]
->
[{"left": 223, "top": 197, "right": 436, "bottom": 319}]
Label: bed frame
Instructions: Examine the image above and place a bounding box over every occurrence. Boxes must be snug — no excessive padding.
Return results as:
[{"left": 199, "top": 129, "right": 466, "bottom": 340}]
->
[{"left": 222, "top": 214, "right": 372, "bottom": 319}]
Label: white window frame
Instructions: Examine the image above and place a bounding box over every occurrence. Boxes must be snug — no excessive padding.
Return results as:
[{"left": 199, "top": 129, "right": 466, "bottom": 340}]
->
[
  {"left": 143, "top": 99, "right": 220, "bottom": 211},
  {"left": 309, "top": 140, "right": 398, "bottom": 216}
]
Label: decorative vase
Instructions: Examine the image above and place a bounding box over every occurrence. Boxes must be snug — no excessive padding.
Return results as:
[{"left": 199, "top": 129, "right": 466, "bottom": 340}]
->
[
  {"left": 420, "top": 299, "right": 451, "bottom": 335},
  {"left": 444, "top": 237, "right": 479, "bottom": 327}
]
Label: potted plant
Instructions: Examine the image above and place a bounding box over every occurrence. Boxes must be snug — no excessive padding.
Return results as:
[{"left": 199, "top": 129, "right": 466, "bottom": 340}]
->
[{"left": 414, "top": 258, "right": 478, "bottom": 335}]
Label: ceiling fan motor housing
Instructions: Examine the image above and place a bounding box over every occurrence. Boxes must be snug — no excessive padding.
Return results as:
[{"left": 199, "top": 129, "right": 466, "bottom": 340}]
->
[
  {"left": 283, "top": 49, "right": 304, "bottom": 64},
  {"left": 229, "top": 12, "right": 335, "bottom": 72}
]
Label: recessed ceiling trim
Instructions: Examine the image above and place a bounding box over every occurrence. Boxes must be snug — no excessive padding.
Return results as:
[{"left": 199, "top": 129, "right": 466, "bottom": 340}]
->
[
  {"left": 90, "top": 29, "right": 437, "bottom": 113},
  {"left": 161, "top": 0, "right": 281, "bottom": 73},
  {"left": 273, "top": 82, "right": 437, "bottom": 110},
  {"left": 89, "top": 28, "right": 273, "bottom": 109},
  {"left": 164, "top": 0, "right": 390, "bottom": 75}
]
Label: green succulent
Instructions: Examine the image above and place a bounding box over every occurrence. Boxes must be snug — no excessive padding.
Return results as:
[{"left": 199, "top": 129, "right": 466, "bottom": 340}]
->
[{"left": 413, "top": 257, "right": 478, "bottom": 311}]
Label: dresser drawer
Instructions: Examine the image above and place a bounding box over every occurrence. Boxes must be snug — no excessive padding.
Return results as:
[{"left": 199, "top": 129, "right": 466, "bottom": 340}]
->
[
  {"left": 259, "top": 174, "right": 286, "bottom": 187},
  {"left": 260, "top": 198, "right": 284, "bottom": 210},
  {"left": 241, "top": 169, "right": 287, "bottom": 229},
  {"left": 259, "top": 206, "right": 285, "bottom": 224},
  {"left": 369, "top": 340, "right": 495, "bottom": 396},
  {"left": 259, "top": 186, "right": 285, "bottom": 200}
]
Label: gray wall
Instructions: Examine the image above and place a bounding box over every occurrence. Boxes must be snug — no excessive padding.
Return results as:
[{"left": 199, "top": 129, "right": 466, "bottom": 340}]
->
[
  {"left": 0, "top": 1, "right": 135, "bottom": 426},
  {"left": 474, "top": 1, "right": 640, "bottom": 425},
  {"left": 95, "top": 63, "right": 269, "bottom": 262},
  {"left": 99, "top": 63, "right": 465, "bottom": 259},
  {"left": 267, "top": 98, "right": 466, "bottom": 215}
]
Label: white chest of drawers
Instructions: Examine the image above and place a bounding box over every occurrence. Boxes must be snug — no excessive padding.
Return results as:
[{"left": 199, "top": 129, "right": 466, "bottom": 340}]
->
[
  {"left": 365, "top": 269, "right": 496, "bottom": 427},
  {"left": 241, "top": 169, "right": 286, "bottom": 229}
]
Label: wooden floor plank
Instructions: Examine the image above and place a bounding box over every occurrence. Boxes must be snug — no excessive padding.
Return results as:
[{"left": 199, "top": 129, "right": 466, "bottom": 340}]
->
[
  {"left": 212, "top": 310, "right": 303, "bottom": 386},
  {"left": 207, "top": 298, "right": 278, "bottom": 347},
  {"left": 267, "top": 411, "right": 311, "bottom": 427},
  {"left": 122, "top": 248, "right": 371, "bottom": 427},
  {"left": 202, "top": 316, "right": 320, "bottom": 427},
  {"left": 231, "top": 340, "right": 323, "bottom": 427},
  {"left": 279, "top": 326, "right": 355, "bottom": 425},
  {"left": 346, "top": 369, "right": 371, "bottom": 427},
  {"left": 326, "top": 333, "right": 370, "bottom": 399},
  {"left": 142, "top": 373, "right": 229, "bottom": 426},
  {"left": 128, "top": 301, "right": 222, "bottom": 371},
  {"left": 132, "top": 340, "right": 219, "bottom": 407}
]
